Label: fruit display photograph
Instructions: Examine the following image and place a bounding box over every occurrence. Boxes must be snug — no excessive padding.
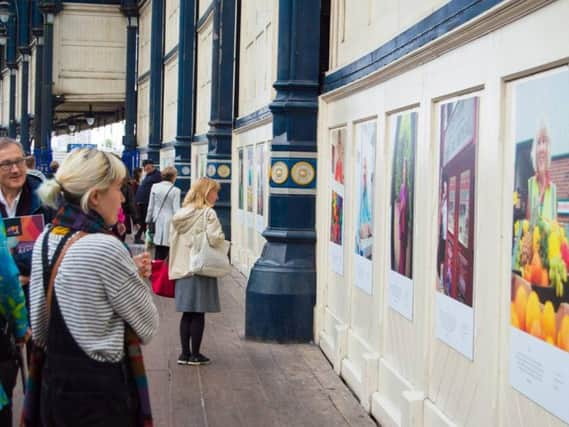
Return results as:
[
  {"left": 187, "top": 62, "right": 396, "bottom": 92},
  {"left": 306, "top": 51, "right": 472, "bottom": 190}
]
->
[{"left": 510, "top": 67, "right": 569, "bottom": 353}]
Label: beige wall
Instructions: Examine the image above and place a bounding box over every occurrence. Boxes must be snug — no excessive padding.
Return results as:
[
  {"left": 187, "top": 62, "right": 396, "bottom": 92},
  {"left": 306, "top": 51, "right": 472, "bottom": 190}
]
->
[
  {"left": 139, "top": 1, "right": 152, "bottom": 76},
  {"left": 136, "top": 79, "right": 150, "bottom": 148},
  {"left": 164, "top": 0, "right": 179, "bottom": 55},
  {"left": 329, "top": 0, "right": 447, "bottom": 71},
  {"left": 52, "top": 4, "right": 125, "bottom": 101},
  {"left": 198, "top": 0, "right": 213, "bottom": 20},
  {"left": 14, "top": 67, "right": 19, "bottom": 122},
  {"left": 231, "top": 120, "right": 272, "bottom": 276},
  {"left": 162, "top": 55, "right": 178, "bottom": 143},
  {"left": 317, "top": 1, "right": 569, "bottom": 426},
  {"left": 238, "top": 0, "right": 278, "bottom": 117},
  {"left": 29, "top": 45, "right": 36, "bottom": 116},
  {"left": 195, "top": 12, "right": 213, "bottom": 135},
  {"left": 0, "top": 73, "right": 7, "bottom": 127}
]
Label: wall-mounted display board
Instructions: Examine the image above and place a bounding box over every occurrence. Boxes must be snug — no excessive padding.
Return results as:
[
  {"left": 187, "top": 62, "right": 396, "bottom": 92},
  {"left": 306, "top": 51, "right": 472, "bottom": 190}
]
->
[
  {"left": 246, "top": 145, "right": 255, "bottom": 229},
  {"left": 330, "top": 127, "right": 347, "bottom": 276},
  {"left": 509, "top": 66, "right": 569, "bottom": 423},
  {"left": 353, "top": 120, "right": 377, "bottom": 295},
  {"left": 237, "top": 147, "right": 244, "bottom": 223},
  {"left": 435, "top": 96, "right": 479, "bottom": 360},
  {"left": 388, "top": 111, "right": 418, "bottom": 321},
  {"left": 255, "top": 142, "right": 269, "bottom": 233}
]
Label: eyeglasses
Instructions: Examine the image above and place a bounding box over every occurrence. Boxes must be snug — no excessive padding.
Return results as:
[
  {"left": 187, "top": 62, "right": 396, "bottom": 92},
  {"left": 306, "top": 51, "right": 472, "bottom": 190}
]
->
[{"left": 0, "top": 157, "right": 28, "bottom": 171}]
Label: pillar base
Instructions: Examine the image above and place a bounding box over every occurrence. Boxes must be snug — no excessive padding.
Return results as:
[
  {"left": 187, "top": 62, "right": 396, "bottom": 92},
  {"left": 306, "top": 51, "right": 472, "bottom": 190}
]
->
[{"left": 245, "top": 240, "right": 316, "bottom": 342}]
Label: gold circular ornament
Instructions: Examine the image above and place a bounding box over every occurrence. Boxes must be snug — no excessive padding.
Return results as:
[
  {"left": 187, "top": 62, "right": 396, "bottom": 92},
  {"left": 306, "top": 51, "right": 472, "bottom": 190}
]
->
[
  {"left": 271, "top": 161, "right": 289, "bottom": 185},
  {"left": 207, "top": 164, "right": 216, "bottom": 177},
  {"left": 290, "top": 161, "right": 315, "bottom": 186},
  {"left": 217, "top": 164, "right": 230, "bottom": 178}
]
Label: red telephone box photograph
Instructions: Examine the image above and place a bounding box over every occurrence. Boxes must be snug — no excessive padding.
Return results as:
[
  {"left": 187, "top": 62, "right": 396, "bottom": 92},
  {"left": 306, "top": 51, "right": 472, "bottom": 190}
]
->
[{"left": 437, "top": 97, "right": 478, "bottom": 308}]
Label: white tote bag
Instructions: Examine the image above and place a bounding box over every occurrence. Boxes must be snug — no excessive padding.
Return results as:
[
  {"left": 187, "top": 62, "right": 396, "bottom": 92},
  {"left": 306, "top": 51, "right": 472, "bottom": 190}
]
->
[{"left": 188, "top": 209, "right": 231, "bottom": 278}]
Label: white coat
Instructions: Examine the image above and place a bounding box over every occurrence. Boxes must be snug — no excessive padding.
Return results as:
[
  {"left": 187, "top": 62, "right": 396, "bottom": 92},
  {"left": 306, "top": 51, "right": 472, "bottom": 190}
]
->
[
  {"left": 168, "top": 205, "right": 225, "bottom": 280},
  {"left": 145, "top": 181, "right": 181, "bottom": 246}
]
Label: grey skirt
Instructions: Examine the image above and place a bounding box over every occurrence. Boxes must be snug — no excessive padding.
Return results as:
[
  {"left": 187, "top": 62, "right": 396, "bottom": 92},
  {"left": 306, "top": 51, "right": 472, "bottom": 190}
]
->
[{"left": 175, "top": 275, "right": 220, "bottom": 313}]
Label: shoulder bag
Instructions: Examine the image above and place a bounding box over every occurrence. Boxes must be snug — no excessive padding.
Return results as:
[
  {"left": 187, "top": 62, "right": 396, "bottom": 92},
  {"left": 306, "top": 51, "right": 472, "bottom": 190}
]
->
[
  {"left": 187, "top": 208, "right": 231, "bottom": 278},
  {"left": 148, "top": 185, "right": 174, "bottom": 236}
]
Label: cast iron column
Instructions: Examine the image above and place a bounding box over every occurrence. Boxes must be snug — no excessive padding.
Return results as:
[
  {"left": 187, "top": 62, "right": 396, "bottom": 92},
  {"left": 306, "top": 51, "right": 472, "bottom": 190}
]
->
[
  {"left": 206, "top": 0, "right": 235, "bottom": 239},
  {"left": 147, "top": 0, "right": 164, "bottom": 164},
  {"left": 121, "top": 1, "right": 139, "bottom": 173},
  {"left": 173, "top": 0, "right": 197, "bottom": 194},
  {"left": 32, "top": 0, "right": 43, "bottom": 162},
  {"left": 7, "top": 11, "right": 16, "bottom": 139},
  {"left": 19, "top": 0, "right": 31, "bottom": 153},
  {"left": 245, "top": 0, "right": 321, "bottom": 342},
  {"left": 39, "top": 1, "right": 61, "bottom": 170}
]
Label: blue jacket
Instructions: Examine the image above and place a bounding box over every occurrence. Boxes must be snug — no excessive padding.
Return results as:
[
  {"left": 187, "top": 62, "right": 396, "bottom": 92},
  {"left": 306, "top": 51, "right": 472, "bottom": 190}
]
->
[
  {"left": 0, "top": 175, "right": 53, "bottom": 276},
  {"left": 135, "top": 169, "right": 162, "bottom": 205}
]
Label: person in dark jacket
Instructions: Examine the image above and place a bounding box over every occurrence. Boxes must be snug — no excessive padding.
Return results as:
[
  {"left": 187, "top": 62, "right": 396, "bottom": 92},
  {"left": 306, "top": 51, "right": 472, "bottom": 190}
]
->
[
  {"left": 134, "top": 160, "right": 161, "bottom": 243},
  {"left": 0, "top": 138, "right": 52, "bottom": 294}
]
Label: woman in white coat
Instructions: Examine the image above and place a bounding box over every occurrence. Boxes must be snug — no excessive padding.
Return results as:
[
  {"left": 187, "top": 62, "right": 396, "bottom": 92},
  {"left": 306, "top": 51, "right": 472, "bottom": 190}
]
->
[{"left": 145, "top": 166, "right": 181, "bottom": 260}]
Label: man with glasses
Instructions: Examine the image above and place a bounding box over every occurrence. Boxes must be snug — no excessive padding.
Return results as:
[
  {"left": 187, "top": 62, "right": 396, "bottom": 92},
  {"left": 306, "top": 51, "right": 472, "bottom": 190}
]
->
[{"left": 0, "top": 138, "right": 51, "bottom": 291}]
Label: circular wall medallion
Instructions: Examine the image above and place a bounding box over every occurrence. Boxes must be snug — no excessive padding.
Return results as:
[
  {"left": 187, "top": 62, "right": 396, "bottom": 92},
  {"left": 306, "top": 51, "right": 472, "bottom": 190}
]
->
[
  {"left": 271, "top": 161, "right": 289, "bottom": 185},
  {"left": 207, "top": 164, "right": 217, "bottom": 177},
  {"left": 217, "top": 164, "right": 230, "bottom": 178},
  {"left": 290, "top": 161, "right": 315, "bottom": 186},
  {"left": 181, "top": 166, "right": 190, "bottom": 176}
]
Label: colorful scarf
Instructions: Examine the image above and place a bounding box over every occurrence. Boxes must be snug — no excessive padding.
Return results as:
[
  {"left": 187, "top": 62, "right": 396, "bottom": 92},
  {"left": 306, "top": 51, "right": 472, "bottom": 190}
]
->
[{"left": 23, "top": 202, "right": 153, "bottom": 426}]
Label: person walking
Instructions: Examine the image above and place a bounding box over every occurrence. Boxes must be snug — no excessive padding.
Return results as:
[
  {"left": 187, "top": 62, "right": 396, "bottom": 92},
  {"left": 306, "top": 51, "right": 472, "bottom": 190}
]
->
[
  {"left": 0, "top": 216, "right": 30, "bottom": 426},
  {"left": 134, "top": 160, "right": 161, "bottom": 244},
  {"left": 169, "top": 177, "right": 224, "bottom": 366},
  {"left": 145, "top": 166, "right": 181, "bottom": 260},
  {"left": 28, "top": 148, "right": 159, "bottom": 426}
]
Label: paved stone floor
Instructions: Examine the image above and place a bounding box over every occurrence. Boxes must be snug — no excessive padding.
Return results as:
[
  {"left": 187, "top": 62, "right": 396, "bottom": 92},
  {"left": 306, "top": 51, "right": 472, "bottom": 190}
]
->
[{"left": 13, "top": 268, "right": 377, "bottom": 427}]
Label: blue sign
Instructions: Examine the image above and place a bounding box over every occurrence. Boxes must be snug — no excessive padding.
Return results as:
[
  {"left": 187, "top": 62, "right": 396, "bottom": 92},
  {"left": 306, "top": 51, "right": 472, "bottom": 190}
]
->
[{"left": 67, "top": 143, "right": 97, "bottom": 152}]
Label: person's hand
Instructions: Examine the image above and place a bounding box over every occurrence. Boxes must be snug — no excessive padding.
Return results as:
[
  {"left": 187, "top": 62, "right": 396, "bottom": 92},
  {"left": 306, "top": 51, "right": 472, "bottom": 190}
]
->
[
  {"left": 117, "top": 222, "right": 127, "bottom": 236},
  {"left": 20, "top": 275, "right": 30, "bottom": 286},
  {"left": 133, "top": 252, "right": 151, "bottom": 278}
]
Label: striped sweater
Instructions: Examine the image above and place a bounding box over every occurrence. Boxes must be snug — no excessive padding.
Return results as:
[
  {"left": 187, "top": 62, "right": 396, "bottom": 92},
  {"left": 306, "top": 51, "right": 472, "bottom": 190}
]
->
[{"left": 29, "top": 231, "right": 159, "bottom": 363}]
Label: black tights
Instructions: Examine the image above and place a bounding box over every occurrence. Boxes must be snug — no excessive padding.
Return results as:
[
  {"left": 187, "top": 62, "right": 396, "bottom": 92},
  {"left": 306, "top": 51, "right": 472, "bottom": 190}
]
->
[{"left": 180, "top": 312, "right": 205, "bottom": 356}]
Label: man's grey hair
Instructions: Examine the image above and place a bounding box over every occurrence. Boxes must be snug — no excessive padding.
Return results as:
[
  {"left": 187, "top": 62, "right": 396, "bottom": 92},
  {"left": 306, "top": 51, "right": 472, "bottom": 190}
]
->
[{"left": 0, "top": 137, "right": 24, "bottom": 154}]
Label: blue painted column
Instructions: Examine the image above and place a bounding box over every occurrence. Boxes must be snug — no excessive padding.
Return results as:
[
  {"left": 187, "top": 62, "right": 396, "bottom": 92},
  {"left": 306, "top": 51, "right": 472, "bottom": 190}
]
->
[
  {"left": 245, "top": 0, "right": 321, "bottom": 342},
  {"left": 39, "top": 1, "right": 61, "bottom": 171},
  {"left": 7, "top": 11, "right": 16, "bottom": 139},
  {"left": 173, "top": 0, "right": 197, "bottom": 194},
  {"left": 32, "top": 0, "right": 43, "bottom": 162},
  {"left": 147, "top": 0, "right": 164, "bottom": 164},
  {"left": 206, "top": 0, "right": 235, "bottom": 239},
  {"left": 19, "top": 0, "right": 32, "bottom": 154},
  {"left": 121, "top": 1, "right": 139, "bottom": 173}
]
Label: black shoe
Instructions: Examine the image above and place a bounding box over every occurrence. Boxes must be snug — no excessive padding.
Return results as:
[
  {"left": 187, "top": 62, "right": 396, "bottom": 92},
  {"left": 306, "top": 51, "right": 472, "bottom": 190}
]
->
[
  {"left": 188, "top": 354, "right": 211, "bottom": 366},
  {"left": 177, "top": 353, "right": 190, "bottom": 365}
]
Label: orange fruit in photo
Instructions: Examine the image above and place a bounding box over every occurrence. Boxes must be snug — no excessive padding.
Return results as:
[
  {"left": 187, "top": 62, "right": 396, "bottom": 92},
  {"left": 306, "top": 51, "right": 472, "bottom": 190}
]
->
[
  {"left": 557, "top": 316, "right": 569, "bottom": 351},
  {"left": 541, "top": 301, "right": 556, "bottom": 342},
  {"left": 511, "top": 303, "right": 520, "bottom": 329},
  {"left": 525, "top": 291, "right": 541, "bottom": 335},
  {"left": 529, "top": 319, "right": 543, "bottom": 340},
  {"left": 514, "top": 286, "right": 528, "bottom": 331}
]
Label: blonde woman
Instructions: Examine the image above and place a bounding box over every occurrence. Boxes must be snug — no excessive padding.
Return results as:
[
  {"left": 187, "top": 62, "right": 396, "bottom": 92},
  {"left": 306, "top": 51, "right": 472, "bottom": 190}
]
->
[
  {"left": 28, "top": 148, "right": 159, "bottom": 426},
  {"left": 169, "top": 177, "right": 224, "bottom": 366}
]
